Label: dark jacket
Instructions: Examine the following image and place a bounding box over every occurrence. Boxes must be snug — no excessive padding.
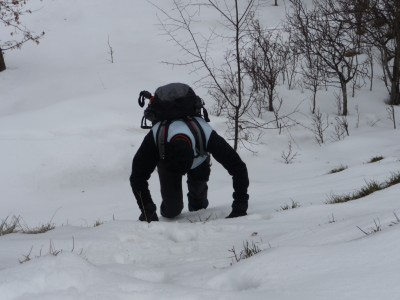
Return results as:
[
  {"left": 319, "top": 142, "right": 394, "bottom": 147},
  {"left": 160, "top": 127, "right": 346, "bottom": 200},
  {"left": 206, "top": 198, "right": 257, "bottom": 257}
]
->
[{"left": 130, "top": 125, "right": 249, "bottom": 215}]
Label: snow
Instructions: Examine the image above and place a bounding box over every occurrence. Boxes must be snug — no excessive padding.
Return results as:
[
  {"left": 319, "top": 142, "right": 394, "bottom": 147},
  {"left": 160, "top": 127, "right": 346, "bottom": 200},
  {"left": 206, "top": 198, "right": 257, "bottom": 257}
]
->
[{"left": 1, "top": 0, "right": 400, "bottom": 299}]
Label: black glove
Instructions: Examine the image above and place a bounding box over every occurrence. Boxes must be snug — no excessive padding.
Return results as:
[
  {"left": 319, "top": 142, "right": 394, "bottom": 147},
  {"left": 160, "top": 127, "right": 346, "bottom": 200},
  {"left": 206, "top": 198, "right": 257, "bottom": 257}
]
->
[
  {"left": 139, "top": 211, "right": 159, "bottom": 223},
  {"left": 226, "top": 210, "right": 247, "bottom": 218}
]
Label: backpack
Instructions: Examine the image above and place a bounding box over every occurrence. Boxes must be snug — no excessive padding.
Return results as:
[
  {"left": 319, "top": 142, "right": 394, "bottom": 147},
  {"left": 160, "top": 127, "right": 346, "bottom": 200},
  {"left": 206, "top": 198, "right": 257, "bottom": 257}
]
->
[
  {"left": 155, "top": 117, "right": 208, "bottom": 161},
  {"left": 137, "top": 83, "right": 210, "bottom": 161},
  {"left": 138, "top": 82, "right": 209, "bottom": 129}
]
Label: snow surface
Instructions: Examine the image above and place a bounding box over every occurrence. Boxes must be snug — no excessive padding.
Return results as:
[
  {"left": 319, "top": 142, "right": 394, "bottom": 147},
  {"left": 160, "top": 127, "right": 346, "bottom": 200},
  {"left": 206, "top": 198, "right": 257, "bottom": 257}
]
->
[{"left": 1, "top": 0, "right": 399, "bottom": 299}]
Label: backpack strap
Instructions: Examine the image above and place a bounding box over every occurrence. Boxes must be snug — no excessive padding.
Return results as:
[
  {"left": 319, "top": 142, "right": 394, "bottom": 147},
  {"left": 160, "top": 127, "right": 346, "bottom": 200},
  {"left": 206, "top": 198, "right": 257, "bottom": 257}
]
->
[
  {"left": 184, "top": 117, "right": 207, "bottom": 158},
  {"left": 156, "top": 120, "right": 170, "bottom": 160}
]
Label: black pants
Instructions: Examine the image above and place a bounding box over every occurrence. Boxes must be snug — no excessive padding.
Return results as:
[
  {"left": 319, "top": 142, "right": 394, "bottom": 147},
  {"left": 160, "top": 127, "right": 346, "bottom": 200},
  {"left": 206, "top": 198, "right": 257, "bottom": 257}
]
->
[{"left": 158, "top": 157, "right": 211, "bottom": 218}]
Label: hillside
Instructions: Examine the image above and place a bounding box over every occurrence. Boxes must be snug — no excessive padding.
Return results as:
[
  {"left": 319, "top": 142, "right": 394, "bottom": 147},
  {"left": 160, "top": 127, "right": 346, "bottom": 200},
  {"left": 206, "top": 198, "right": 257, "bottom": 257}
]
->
[{"left": 0, "top": 1, "right": 399, "bottom": 299}]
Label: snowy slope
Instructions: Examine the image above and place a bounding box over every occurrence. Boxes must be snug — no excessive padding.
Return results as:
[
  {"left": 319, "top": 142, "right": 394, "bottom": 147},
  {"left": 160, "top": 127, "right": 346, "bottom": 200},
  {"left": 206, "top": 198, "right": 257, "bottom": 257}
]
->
[{"left": 0, "top": 0, "right": 399, "bottom": 299}]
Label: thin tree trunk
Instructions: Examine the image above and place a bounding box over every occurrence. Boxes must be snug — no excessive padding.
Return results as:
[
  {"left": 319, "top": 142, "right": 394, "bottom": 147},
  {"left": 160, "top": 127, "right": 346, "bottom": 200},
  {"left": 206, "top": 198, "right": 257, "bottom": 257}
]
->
[
  {"left": 369, "top": 51, "right": 374, "bottom": 91},
  {"left": 234, "top": 0, "right": 241, "bottom": 151},
  {"left": 312, "top": 88, "right": 317, "bottom": 114},
  {"left": 391, "top": 12, "right": 400, "bottom": 105},
  {"left": 0, "top": 49, "right": 6, "bottom": 72},
  {"left": 341, "top": 80, "right": 348, "bottom": 116},
  {"left": 268, "top": 93, "right": 274, "bottom": 112},
  {"left": 390, "top": 47, "right": 400, "bottom": 105},
  {"left": 234, "top": 108, "right": 239, "bottom": 151}
]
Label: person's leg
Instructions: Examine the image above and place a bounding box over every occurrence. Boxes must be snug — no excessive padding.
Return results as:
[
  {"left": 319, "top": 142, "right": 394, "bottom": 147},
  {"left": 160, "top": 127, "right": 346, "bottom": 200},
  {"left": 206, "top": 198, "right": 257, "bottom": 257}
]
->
[
  {"left": 157, "top": 161, "right": 184, "bottom": 218},
  {"left": 187, "top": 157, "right": 211, "bottom": 211}
]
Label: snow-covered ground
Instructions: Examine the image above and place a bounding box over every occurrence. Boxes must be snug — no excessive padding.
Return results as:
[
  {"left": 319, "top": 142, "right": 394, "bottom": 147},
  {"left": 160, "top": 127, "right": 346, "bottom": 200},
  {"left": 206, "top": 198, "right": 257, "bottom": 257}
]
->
[{"left": 0, "top": 1, "right": 399, "bottom": 299}]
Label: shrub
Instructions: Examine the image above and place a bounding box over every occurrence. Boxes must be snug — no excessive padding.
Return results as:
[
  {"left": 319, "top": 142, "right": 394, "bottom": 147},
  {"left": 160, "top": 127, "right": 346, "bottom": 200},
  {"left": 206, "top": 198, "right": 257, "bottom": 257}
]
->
[
  {"left": 93, "top": 220, "right": 104, "bottom": 227},
  {"left": 327, "top": 180, "right": 381, "bottom": 204},
  {"left": 389, "top": 212, "right": 400, "bottom": 226},
  {"left": 357, "top": 219, "right": 382, "bottom": 235},
  {"left": 386, "top": 171, "right": 400, "bottom": 187},
  {"left": 229, "top": 240, "right": 262, "bottom": 264},
  {"left": 0, "top": 216, "right": 20, "bottom": 236},
  {"left": 367, "top": 156, "right": 384, "bottom": 163},
  {"left": 327, "top": 172, "right": 400, "bottom": 204},
  {"left": 277, "top": 199, "right": 301, "bottom": 211},
  {"left": 21, "top": 223, "right": 56, "bottom": 234},
  {"left": 328, "top": 165, "right": 348, "bottom": 174}
]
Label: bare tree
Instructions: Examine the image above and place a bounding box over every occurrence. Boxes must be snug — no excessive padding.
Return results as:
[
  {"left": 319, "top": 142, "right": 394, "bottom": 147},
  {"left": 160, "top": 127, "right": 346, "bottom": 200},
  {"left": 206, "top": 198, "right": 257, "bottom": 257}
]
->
[
  {"left": 365, "top": 46, "right": 374, "bottom": 92},
  {"left": 311, "top": 108, "right": 329, "bottom": 145},
  {"left": 331, "top": 116, "right": 349, "bottom": 141},
  {"left": 287, "top": 0, "right": 368, "bottom": 115},
  {"left": 242, "top": 19, "right": 288, "bottom": 112},
  {"left": 298, "top": 47, "right": 326, "bottom": 114},
  {"left": 350, "top": 59, "right": 370, "bottom": 97},
  {"left": 153, "top": 0, "right": 264, "bottom": 150},
  {"left": 282, "top": 31, "right": 301, "bottom": 90},
  {"left": 0, "top": 0, "right": 45, "bottom": 72},
  {"left": 284, "top": 9, "right": 326, "bottom": 114},
  {"left": 281, "top": 141, "right": 298, "bottom": 164},
  {"left": 370, "top": 0, "right": 400, "bottom": 106},
  {"left": 346, "top": 0, "right": 400, "bottom": 105}
]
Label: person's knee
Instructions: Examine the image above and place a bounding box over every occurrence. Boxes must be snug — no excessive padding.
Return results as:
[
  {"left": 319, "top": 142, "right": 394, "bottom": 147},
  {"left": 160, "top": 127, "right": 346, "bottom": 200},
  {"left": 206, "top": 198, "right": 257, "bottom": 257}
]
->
[{"left": 160, "top": 203, "right": 183, "bottom": 218}]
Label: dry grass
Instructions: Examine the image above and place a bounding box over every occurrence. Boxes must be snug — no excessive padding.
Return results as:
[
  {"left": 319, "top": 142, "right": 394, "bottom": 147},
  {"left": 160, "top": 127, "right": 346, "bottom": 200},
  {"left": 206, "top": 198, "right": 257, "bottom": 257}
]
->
[
  {"left": 328, "top": 164, "right": 348, "bottom": 174},
  {"left": 327, "top": 172, "right": 400, "bottom": 204},
  {"left": 0, "top": 216, "right": 20, "bottom": 236},
  {"left": 0, "top": 215, "right": 56, "bottom": 236},
  {"left": 367, "top": 156, "right": 384, "bottom": 163}
]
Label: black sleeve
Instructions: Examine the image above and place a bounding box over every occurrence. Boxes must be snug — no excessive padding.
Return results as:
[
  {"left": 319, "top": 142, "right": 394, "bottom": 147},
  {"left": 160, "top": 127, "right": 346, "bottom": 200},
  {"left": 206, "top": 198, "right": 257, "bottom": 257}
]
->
[
  {"left": 207, "top": 131, "right": 249, "bottom": 213},
  {"left": 129, "top": 131, "right": 159, "bottom": 213}
]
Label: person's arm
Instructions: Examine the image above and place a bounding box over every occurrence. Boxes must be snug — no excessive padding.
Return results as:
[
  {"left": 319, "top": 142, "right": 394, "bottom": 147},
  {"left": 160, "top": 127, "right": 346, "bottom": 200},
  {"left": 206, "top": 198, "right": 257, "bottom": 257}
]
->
[
  {"left": 207, "top": 131, "right": 249, "bottom": 217},
  {"left": 130, "top": 131, "right": 159, "bottom": 222}
]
